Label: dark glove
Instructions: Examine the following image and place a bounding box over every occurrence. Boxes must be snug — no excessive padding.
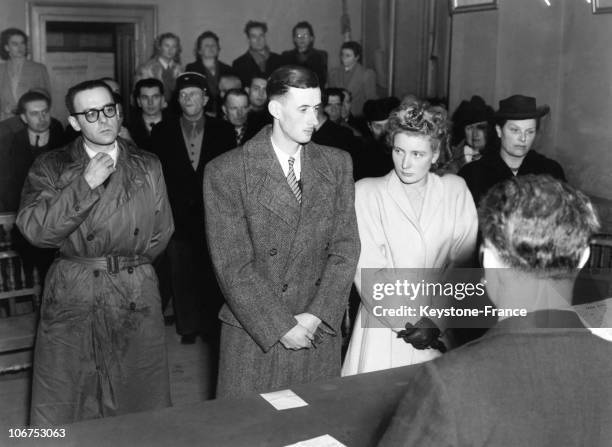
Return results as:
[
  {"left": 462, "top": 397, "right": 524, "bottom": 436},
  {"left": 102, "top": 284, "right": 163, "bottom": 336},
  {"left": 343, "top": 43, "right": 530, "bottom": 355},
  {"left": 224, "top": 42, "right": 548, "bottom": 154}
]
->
[{"left": 397, "top": 317, "right": 447, "bottom": 353}]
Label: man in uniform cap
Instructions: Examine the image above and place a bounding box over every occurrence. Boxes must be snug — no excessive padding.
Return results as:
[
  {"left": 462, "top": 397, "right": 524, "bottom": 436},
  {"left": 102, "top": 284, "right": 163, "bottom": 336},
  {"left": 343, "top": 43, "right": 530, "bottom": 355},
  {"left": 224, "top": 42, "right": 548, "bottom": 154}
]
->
[
  {"left": 459, "top": 94, "right": 565, "bottom": 205},
  {"left": 152, "top": 71, "right": 235, "bottom": 347}
]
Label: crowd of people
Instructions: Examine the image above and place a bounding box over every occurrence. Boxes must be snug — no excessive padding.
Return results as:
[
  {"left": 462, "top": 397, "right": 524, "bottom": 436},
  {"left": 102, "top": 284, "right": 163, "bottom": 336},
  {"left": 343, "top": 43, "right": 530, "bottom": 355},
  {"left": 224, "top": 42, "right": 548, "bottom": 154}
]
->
[{"left": 0, "top": 20, "right": 609, "bottom": 447}]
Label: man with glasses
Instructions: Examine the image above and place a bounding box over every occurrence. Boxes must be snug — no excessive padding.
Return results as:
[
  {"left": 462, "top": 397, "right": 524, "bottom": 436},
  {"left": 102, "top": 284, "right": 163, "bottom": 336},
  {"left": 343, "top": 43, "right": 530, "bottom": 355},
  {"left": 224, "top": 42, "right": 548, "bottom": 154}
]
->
[
  {"left": 152, "top": 72, "right": 234, "bottom": 347},
  {"left": 281, "top": 21, "right": 328, "bottom": 88},
  {"left": 17, "top": 79, "right": 174, "bottom": 425}
]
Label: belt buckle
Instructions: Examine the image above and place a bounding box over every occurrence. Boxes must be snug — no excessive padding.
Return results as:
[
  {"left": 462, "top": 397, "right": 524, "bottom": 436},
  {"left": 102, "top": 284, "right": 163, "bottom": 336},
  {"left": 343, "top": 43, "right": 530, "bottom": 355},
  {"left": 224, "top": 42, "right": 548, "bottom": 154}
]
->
[{"left": 107, "top": 255, "right": 120, "bottom": 275}]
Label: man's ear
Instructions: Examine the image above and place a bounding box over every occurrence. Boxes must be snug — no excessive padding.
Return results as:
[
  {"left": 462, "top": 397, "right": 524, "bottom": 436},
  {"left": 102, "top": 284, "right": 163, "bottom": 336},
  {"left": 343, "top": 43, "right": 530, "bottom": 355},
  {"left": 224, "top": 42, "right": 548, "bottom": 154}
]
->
[
  {"left": 268, "top": 99, "right": 282, "bottom": 120},
  {"left": 20, "top": 113, "right": 27, "bottom": 125},
  {"left": 68, "top": 116, "right": 81, "bottom": 132},
  {"left": 221, "top": 104, "right": 227, "bottom": 117},
  {"left": 577, "top": 246, "right": 591, "bottom": 269}
]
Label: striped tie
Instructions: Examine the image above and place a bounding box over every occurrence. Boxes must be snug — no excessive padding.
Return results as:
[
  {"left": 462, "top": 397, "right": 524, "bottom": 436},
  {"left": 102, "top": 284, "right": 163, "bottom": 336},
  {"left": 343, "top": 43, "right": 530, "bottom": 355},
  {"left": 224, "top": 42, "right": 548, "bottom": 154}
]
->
[{"left": 287, "top": 156, "right": 302, "bottom": 204}]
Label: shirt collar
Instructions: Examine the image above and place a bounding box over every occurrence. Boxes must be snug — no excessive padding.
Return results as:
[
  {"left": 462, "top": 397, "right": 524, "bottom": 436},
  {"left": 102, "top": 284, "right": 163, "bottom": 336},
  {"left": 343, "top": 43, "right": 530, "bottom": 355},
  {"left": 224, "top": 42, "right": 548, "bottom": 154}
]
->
[
  {"left": 83, "top": 140, "right": 119, "bottom": 166},
  {"left": 270, "top": 138, "right": 301, "bottom": 179},
  {"left": 27, "top": 128, "right": 50, "bottom": 146}
]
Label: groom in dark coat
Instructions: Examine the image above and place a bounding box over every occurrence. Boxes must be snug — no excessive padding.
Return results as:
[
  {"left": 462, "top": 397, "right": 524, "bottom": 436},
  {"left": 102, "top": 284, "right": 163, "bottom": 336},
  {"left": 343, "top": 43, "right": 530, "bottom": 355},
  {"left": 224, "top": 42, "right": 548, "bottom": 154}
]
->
[{"left": 204, "top": 66, "right": 360, "bottom": 397}]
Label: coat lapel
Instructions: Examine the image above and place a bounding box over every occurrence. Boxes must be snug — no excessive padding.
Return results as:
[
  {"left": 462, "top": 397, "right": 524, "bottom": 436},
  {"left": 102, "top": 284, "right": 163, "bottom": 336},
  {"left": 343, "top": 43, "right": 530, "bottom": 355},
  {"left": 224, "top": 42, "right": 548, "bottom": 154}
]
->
[
  {"left": 387, "top": 172, "right": 420, "bottom": 229},
  {"left": 245, "top": 127, "right": 301, "bottom": 229},
  {"left": 87, "top": 139, "right": 147, "bottom": 226}
]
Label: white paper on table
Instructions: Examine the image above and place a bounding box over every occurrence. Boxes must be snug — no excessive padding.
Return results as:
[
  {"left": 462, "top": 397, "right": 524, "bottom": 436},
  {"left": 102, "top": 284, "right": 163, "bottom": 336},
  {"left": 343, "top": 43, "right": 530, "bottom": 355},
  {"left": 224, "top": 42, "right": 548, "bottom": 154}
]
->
[
  {"left": 260, "top": 389, "right": 308, "bottom": 410},
  {"left": 284, "top": 434, "right": 347, "bottom": 447},
  {"left": 573, "top": 297, "right": 612, "bottom": 341}
]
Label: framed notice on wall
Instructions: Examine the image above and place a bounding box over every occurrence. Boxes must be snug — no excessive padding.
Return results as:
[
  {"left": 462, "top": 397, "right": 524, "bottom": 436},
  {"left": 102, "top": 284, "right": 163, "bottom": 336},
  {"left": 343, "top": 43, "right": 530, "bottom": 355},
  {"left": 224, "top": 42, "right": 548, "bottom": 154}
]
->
[{"left": 450, "top": 0, "right": 497, "bottom": 14}]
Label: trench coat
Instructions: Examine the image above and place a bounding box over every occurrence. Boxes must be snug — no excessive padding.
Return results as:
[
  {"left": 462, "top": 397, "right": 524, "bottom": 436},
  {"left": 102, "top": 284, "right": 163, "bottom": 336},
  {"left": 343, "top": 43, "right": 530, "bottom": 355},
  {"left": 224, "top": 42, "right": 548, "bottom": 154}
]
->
[
  {"left": 17, "top": 136, "right": 174, "bottom": 426},
  {"left": 342, "top": 171, "right": 478, "bottom": 376},
  {"left": 203, "top": 126, "right": 360, "bottom": 397}
]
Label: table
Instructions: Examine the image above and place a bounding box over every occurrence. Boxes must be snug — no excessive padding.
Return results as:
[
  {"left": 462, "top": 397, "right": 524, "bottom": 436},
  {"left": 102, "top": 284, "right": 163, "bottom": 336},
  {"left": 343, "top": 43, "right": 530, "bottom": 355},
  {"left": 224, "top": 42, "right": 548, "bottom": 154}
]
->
[{"left": 9, "top": 365, "right": 419, "bottom": 447}]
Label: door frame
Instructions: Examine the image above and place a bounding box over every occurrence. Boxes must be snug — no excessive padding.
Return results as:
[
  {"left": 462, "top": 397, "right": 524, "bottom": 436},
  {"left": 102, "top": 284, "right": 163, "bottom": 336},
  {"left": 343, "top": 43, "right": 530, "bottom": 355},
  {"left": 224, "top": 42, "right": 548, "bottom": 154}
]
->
[{"left": 26, "top": 2, "right": 157, "bottom": 68}]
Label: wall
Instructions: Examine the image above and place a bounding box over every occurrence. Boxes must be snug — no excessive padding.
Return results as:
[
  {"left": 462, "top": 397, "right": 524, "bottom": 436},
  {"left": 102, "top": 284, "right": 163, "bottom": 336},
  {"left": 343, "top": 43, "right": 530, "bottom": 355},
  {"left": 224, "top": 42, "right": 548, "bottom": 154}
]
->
[
  {"left": 449, "top": 0, "right": 612, "bottom": 230},
  {"left": 0, "top": 0, "right": 362, "bottom": 74}
]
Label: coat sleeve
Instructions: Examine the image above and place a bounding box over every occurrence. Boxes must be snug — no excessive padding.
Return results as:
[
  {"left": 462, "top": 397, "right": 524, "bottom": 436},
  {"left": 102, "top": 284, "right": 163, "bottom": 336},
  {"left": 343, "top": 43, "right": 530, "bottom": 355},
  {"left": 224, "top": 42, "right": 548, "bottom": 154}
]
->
[
  {"left": 203, "top": 158, "right": 297, "bottom": 352},
  {"left": 351, "top": 180, "right": 408, "bottom": 329},
  {"left": 378, "top": 363, "right": 457, "bottom": 447},
  {"left": 16, "top": 156, "right": 102, "bottom": 248},
  {"left": 449, "top": 178, "right": 478, "bottom": 266},
  {"left": 145, "top": 157, "right": 174, "bottom": 261},
  {"left": 306, "top": 151, "right": 360, "bottom": 328}
]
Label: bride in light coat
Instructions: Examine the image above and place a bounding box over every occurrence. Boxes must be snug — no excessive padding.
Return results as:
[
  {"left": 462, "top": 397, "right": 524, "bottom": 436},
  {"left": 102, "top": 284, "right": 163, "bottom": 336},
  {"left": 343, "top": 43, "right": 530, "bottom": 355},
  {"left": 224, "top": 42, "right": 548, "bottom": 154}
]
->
[{"left": 342, "top": 101, "right": 478, "bottom": 376}]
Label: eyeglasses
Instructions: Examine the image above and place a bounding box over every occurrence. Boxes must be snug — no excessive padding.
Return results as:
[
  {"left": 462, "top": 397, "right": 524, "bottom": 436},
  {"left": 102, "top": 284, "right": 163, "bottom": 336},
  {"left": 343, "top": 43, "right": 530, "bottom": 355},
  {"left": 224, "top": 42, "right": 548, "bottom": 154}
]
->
[
  {"left": 71, "top": 103, "right": 117, "bottom": 123},
  {"left": 179, "top": 91, "right": 204, "bottom": 101}
]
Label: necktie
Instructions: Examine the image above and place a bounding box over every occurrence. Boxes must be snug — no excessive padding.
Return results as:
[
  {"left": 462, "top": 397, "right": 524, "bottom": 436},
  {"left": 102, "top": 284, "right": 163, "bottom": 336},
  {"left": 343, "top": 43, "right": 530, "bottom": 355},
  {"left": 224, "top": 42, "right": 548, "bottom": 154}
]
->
[
  {"left": 287, "top": 156, "right": 302, "bottom": 204},
  {"left": 236, "top": 127, "right": 245, "bottom": 146},
  {"left": 34, "top": 135, "right": 40, "bottom": 147}
]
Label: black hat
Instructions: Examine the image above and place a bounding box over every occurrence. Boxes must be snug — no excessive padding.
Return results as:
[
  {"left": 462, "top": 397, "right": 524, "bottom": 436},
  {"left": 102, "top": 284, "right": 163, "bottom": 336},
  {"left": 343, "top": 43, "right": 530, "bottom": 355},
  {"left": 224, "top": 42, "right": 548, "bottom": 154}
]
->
[
  {"left": 452, "top": 95, "right": 493, "bottom": 129},
  {"left": 176, "top": 72, "right": 209, "bottom": 93},
  {"left": 495, "top": 94, "right": 549, "bottom": 120},
  {"left": 363, "top": 97, "right": 400, "bottom": 122}
]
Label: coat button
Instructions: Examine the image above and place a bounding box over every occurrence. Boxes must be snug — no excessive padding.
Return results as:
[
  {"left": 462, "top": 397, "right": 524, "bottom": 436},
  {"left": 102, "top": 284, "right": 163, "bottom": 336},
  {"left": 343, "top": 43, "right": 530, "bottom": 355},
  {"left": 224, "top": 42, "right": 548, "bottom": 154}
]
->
[
  {"left": 129, "top": 302, "right": 136, "bottom": 311},
  {"left": 127, "top": 267, "right": 134, "bottom": 274},
  {"left": 269, "top": 248, "right": 278, "bottom": 256},
  {"left": 93, "top": 270, "right": 100, "bottom": 277},
  {"left": 86, "top": 234, "right": 94, "bottom": 241},
  {"left": 282, "top": 284, "right": 288, "bottom": 292},
  {"left": 315, "top": 278, "right": 321, "bottom": 286},
  {"left": 75, "top": 205, "right": 80, "bottom": 212},
  {"left": 134, "top": 228, "right": 139, "bottom": 236}
]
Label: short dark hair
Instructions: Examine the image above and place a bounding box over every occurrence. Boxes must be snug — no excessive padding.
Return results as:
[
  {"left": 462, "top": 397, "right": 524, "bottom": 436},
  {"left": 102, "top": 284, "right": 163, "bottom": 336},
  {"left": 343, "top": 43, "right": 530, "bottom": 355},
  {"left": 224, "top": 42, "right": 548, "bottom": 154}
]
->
[
  {"left": 65, "top": 80, "right": 114, "bottom": 114},
  {"left": 480, "top": 175, "right": 600, "bottom": 273},
  {"left": 293, "top": 21, "right": 314, "bottom": 37},
  {"left": 16, "top": 90, "right": 50, "bottom": 115},
  {"left": 0, "top": 28, "right": 27, "bottom": 60},
  {"left": 224, "top": 88, "right": 249, "bottom": 105},
  {"left": 194, "top": 31, "right": 220, "bottom": 59},
  {"left": 244, "top": 21, "right": 267, "bottom": 36},
  {"left": 267, "top": 65, "right": 319, "bottom": 100},
  {"left": 341, "top": 41, "right": 362, "bottom": 61},
  {"left": 250, "top": 76, "right": 267, "bottom": 87},
  {"left": 322, "top": 87, "right": 344, "bottom": 106},
  {"left": 133, "top": 78, "right": 164, "bottom": 102}
]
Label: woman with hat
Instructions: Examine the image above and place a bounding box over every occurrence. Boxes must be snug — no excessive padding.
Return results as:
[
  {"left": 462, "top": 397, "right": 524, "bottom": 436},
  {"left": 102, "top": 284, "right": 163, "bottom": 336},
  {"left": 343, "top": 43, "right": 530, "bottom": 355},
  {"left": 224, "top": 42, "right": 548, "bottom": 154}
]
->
[
  {"left": 459, "top": 94, "right": 565, "bottom": 206},
  {"left": 444, "top": 95, "right": 495, "bottom": 174},
  {"left": 342, "top": 101, "right": 478, "bottom": 376}
]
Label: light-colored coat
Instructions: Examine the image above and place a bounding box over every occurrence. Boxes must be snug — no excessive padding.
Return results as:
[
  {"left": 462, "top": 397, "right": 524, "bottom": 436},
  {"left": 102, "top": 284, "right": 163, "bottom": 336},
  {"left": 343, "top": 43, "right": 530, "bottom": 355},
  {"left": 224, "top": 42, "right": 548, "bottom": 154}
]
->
[
  {"left": 327, "top": 62, "right": 377, "bottom": 117},
  {"left": 0, "top": 59, "right": 51, "bottom": 120},
  {"left": 203, "top": 126, "right": 360, "bottom": 397},
  {"left": 342, "top": 171, "right": 478, "bottom": 376},
  {"left": 134, "top": 58, "right": 183, "bottom": 102}
]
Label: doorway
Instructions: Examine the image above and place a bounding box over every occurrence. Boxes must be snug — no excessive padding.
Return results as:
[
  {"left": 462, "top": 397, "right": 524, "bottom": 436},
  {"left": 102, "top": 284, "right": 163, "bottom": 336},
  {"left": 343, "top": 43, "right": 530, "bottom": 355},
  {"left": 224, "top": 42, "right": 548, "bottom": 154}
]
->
[{"left": 27, "top": 2, "right": 156, "bottom": 121}]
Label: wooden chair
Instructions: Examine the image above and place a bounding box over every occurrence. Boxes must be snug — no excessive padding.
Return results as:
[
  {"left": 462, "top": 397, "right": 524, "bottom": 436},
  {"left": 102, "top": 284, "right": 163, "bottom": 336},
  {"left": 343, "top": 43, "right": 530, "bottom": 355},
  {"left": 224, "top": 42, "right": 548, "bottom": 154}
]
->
[{"left": 0, "top": 212, "right": 41, "bottom": 373}]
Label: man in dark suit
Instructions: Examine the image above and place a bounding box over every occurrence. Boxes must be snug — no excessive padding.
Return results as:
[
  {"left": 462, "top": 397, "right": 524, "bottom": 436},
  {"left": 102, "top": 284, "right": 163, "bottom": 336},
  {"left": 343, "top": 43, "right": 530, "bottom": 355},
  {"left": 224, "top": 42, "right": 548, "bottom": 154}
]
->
[
  {"left": 1, "top": 90, "right": 64, "bottom": 285},
  {"left": 128, "top": 78, "right": 167, "bottom": 152},
  {"left": 204, "top": 66, "right": 360, "bottom": 397},
  {"left": 232, "top": 21, "right": 283, "bottom": 87},
  {"left": 459, "top": 94, "right": 565, "bottom": 206},
  {"left": 152, "top": 72, "right": 235, "bottom": 345},
  {"left": 281, "top": 22, "right": 328, "bottom": 88},
  {"left": 379, "top": 175, "right": 611, "bottom": 447},
  {"left": 0, "top": 90, "right": 64, "bottom": 212}
]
